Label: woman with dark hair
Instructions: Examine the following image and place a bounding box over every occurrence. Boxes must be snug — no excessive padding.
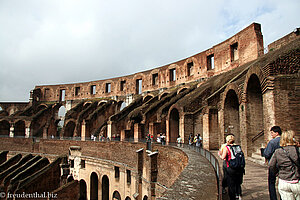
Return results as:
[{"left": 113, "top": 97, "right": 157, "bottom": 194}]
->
[{"left": 269, "top": 130, "right": 300, "bottom": 200}]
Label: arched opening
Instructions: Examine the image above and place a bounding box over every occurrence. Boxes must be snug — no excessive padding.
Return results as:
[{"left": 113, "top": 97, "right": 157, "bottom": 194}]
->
[
  {"left": 119, "top": 102, "right": 126, "bottom": 111},
  {"left": 79, "top": 179, "right": 87, "bottom": 200},
  {"left": 0, "top": 106, "right": 3, "bottom": 111},
  {"left": 90, "top": 172, "right": 98, "bottom": 200},
  {"left": 143, "top": 96, "right": 152, "bottom": 103},
  {"left": 169, "top": 108, "right": 179, "bottom": 143},
  {"left": 224, "top": 90, "right": 240, "bottom": 144},
  {"left": 143, "top": 196, "right": 148, "bottom": 200},
  {"left": 36, "top": 104, "right": 47, "bottom": 113},
  {"left": 30, "top": 121, "right": 42, "bottom": 137},
  {"left": 102, "top": 175, "right": 109, "bottom": 200},
  {"left": 58, "top": 106, "right": 66, "bottom": 128},
  {"left": 14, "top": 120, "right": 25, "bottom": 137},
  {"left": 246, "top": 74, "right": 264, "bottom": 156},
  {"left": 0, "top": 120, "right": 10, "bottom": 136},
  {"left": 112, "top": 191, "right": 121, "bottom": 200},
  {"left": 64, "top": 121, "right": 76, "bottom": 138},
  {"left": 125, "top": 197, "right": 131, "bottom": 200}
]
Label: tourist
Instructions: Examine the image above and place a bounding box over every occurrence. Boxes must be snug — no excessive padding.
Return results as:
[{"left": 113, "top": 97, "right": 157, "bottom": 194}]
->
[
  {"left": 220, "top": 135, "right": 244, "bottom": 200},
  {"left": 188, "top": 133, "right": 193, "bottom": 146},
  {"left": 219, "top": 138, "right": 230, "bottom": 195},
  {"left": 195, "top": 134, "right": 201, "bottom": 147},
  {"left": 177, "top": 135, "right": 183, "bottom": 147},
  {"left": 263, "top": 126, "right": 282, "bottom": 200},
  {"left": 161, "top": 133, "right": 166, "bottom": 145},
  {"left": 157, "top": 133, "right": 161, "bottom": 143},
  {"left": 269, "top": 130, "right": 300, "bottom": 200}
]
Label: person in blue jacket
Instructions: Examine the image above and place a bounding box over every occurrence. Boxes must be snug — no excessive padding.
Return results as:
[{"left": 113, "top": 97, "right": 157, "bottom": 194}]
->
[{"left": 263, "top": 126, "right": 282, "bottom": 200}]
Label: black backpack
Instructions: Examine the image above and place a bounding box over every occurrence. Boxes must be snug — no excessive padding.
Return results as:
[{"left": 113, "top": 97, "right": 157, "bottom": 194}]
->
[{"left": 227, "top": 145, "right": 245, "bottom": 169}]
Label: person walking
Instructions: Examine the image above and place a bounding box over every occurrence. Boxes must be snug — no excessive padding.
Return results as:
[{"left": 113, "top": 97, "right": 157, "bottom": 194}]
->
[
  {"left": 220, "top": 135, "right": 245, "bottom": 200},
  {"left": 263, "top": 126, "right": 282, "bottom": 200},
  {"left": 269, "top": 130, "right": 300, "bottom": 200}
]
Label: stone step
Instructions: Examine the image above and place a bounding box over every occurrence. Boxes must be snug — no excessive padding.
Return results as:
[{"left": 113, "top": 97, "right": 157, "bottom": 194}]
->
[{"left": 248, "top": 152, "right": 266, "bottom": 166}]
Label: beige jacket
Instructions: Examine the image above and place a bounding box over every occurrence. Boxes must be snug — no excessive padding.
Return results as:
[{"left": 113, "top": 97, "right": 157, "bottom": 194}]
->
[{"left": 269, "top": 145, "right": 300, "bottom": 181}]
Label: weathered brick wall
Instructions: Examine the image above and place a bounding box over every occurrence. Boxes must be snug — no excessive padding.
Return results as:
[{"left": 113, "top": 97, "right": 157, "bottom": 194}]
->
[
  {"left": 268, "top": 29, "right": 300, "bottom": 52},
  {"left": 50, "top": 180, "right": 80, "bottom": 200},
  {"left": 33, "top": 23, "right": 263, "bottom": 103},
  {"left": 273, "top": 75, "right": 300, "bottom": 136}
]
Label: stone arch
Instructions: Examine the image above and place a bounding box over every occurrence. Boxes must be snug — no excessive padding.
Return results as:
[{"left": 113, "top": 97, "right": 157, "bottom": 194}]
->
[
  {"left": 14, "top": 120, "right": 25, "bottom": 137},
  {"left": 143, "top": 196, "right": 148, "bottom": 200},
  {"left": 98, "top": 100, "right": 108, "bottom": 107},
  {"left": 90, "top": 172, "right": 99, "bottom": 200},
  {"left": 79, "top": 179, "right": 87, "bottom": 200},
  {"left": 244, "top": 73, "right": 264, "bottom": 156},
  {"left": 8, "top": 106, "right": 18, "bottom": 116},
  {"left": 177, "top": 87, "right": 189, "bottom": 94},
  {"left": 169, "top": 108, "right": 180, "bottom": 143},
  {"left": 223, "top": 89, "right": 241, "bottom": 143},
  {"left": 125, "top": 197, "right": 131, "bottom": 200},
  {"left": 101, "top": 175, "right": 109, "bottom": 200},
  {"left": 112, "top": 190, "right": 121, "bottom": 200},
  {"left": 64, "top": 120, "right": 76, "bottom": 138},
  {"left": 159, "top": 92, "right": 169, "bottom": 100},
  {"left": 0, "top": 120, "right": 10, "bottom": 136},
  {"left": 36, "top": 104, "right": 48, "bottom": 113},
  {"left": 143, "top": 95, "right": 153, "bottom": 103}
]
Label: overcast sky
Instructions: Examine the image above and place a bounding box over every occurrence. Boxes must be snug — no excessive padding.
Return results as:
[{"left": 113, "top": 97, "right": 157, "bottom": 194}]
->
[{"left": 0, "top": 0, "right": 299, "bottom": 102}]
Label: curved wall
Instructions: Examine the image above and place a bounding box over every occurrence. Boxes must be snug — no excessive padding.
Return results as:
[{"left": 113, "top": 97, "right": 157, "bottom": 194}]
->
[{"left": 33, "top": 23, "right": 263, "bottom": 102}]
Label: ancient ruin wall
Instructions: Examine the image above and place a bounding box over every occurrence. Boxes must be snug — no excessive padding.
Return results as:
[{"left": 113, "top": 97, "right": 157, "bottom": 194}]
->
[{"left": 33, "top": 23, "right": 263, "bottom": 102}]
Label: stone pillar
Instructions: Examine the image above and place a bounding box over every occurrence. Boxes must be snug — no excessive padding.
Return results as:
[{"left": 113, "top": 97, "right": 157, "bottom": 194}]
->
[
  {"left": 81, "top": 120, "right": 86, "bottom": 141},
  {"left": 9, "top": 123, "right": 14, "bottom": 138},
  {"left": 107, "top": 121, "right": 113, "bottom": 140},
  {"left": 42, "top": 126, "right": 48, "bottom": 139},
  {"left": 165, "top": 119, "right": 170, "bottom": 143},
  {"left": 134, "top": 123, "right": 142, "bottom": 142},
  {"left": 202, "top": 112, "right": 209, "bottom": 149},
  {"left": 218, "top": 108, "right": 225, "bottom": 145},
  {"left": 120, "top": 129, "right": 126, "bottom": 141},
  {"left": 25, "top": 121, "right": 31, "bottom": 138},
  {"left": 263, "top": 90, "right": 276, "bottom": 142},
  {"left": 179, "top": 115, "right": 185, "bottom": 142}
]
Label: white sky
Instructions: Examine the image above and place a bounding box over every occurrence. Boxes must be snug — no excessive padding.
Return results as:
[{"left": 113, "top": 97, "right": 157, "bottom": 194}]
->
[{"left": 0, "top": 0, "right": 299, "bottom": 102}]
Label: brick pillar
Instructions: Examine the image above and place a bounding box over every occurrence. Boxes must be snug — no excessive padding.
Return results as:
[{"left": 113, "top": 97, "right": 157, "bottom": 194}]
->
[
  {"left": 81, "top": 120, "right": 86, "bottom": 141},
  {"left": 42, "top": 125, "right": 48, "bottom": 139},
  {"left": 136, "top": 148, "right": 144, "bottom": 200},
  {"left": 149, "top": 151, "right": 158, "bottom": 200},
  {"left": 240, "top": 102, "right": 248, "bottom": 156},
  {"left": 134, "top": 123, "right": 142, "bottom": 142},
  {"left": 218, "top": 108, "right": 225, "bottom": 145},
  {"left": 165, "top": 119, "right": 170, "bottom": 143}
]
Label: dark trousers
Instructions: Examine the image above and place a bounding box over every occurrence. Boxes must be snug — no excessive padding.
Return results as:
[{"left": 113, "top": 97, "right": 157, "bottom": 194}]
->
[
  {"left": 268, "top": 168, "right": 278, "bottom": 200},
  {"left": 226, "top": 167, "right": 243, "bottom": 200},
  {"left": 222, "top": 161, "right": 227, "bottom": 188}
]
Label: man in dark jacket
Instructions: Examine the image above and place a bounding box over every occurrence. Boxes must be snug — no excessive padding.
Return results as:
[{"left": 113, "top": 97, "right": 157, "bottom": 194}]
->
[{"left": 263, "top": 126, "right": 282, "bottom": 200}]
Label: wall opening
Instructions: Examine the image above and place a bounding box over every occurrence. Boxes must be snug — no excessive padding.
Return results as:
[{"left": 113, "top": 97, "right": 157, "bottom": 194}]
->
[
  {"left": 207, "top": 54, "right": 215, "bottom": 70},
  {"left": 169, "top": 108, "right": 179, "bottom": 143},
  {"left": 143, "top": 196, "right": 148, "bottom": 200},
  {"left": 75, "top": 87, "right": 80, "bottom": 96},
  {"left": 14, "top": 120, "right": 25, "bottom": 137},
  {"left": 79, "top": 179, "right": 87, "bottom": 200},
  {"left": 114, "top": 166, "right": 120, "bottom": 179},
  {"left": 187, "top": 62, "right": 194, "bottom": 76},
  {"left": 224, "top": 90, "right": 240, "bottom": 143},
  {"left": 0, "top": 106, "right": 2, "bottom": 111},
  {"left": 0, "top": 120, "right": 10, "bottom": 136},
  {"left": 64, "top": 121, "right": 75, "bottom": 138},
  {"left": 112, "top": 191, "right": 121, "bottom": 200},
  {"left": 246, "top": 74, "right": 264, "bottom": 156},
  {"left": 90, "top": 172, "right": 98, "bottom": 200},
  {"left": 231, "top": 42, "right": 238, "bottom": 61},
  {"left": 120, "top": 81, "right": 126, "bottom": 91},
  {"left": 58, "top": 106, "right": 66, "bottom": 130},
  {"left": 102, "top": 175, "right": 109, "bottom": 200},
  {"left": 126, "top": 169, "right": 131, "bottom": 184},
  {"left": 91, "top": 85, "right": 96, "bottom": 95},
  {"left": 125, "top": 197, "right": 131, "bottom": 200},
  {"left": 105, "top": 83, "right": 111, "bottom": 93},
  {"left": 169, "top": 68, "right": 176, "bottom": 82},
  {"left": 59, "top": 89, "right": 66, "bottom": 102},
  {"left": 152, "top": 73, "right": 158, "bottom": 85},
  {"left": 136, "top": 79, "right": 142, "bottom": 94}
]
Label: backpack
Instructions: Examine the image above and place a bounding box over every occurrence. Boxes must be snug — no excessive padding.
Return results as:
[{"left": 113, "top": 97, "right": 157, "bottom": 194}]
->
[{"left": 227, "top": 145, "right": 245, "bottom": 169}]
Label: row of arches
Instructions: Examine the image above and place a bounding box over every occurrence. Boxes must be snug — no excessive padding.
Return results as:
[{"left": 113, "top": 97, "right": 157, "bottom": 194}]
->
[{"left": 80, "top": 172, "right": 148, "bottom": 200}]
